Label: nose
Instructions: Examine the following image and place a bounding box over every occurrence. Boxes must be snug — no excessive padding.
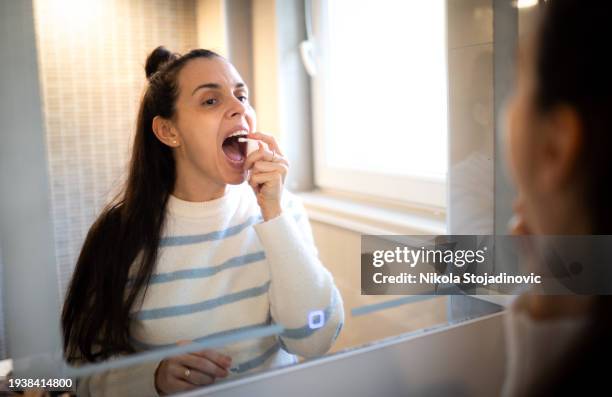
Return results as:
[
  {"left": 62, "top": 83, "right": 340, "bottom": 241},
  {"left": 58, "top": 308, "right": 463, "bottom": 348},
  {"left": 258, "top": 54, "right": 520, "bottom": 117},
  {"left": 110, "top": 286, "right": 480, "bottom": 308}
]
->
[{"left": 226, "top": 96, "right": 248, "bottom": 119}]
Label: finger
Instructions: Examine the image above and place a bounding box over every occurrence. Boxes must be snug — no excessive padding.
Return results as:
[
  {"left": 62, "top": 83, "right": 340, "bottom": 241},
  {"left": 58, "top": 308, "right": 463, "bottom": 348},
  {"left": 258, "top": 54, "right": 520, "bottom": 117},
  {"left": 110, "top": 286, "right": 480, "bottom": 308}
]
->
[
  {"left": 269, "top": 151, "right": 288, "bottom": 165},
  {"left": 244, "top": 142, "right": 276, "bottom": 170},
  {"left": 166, "top": 361, "right": 198, "bottom": 392},
  {"left": 508, "top": 218, "right": 519, "bottom": 235},
  {"left": 252, "top": 150, "right": 288, "bottom": 167},
  {"left": 168, "top": 377, "right": 197, "bottom": 392},
  {"left": 243, "top": 141, "right": 268, "bottom": 171},
  {"left": 251, "top": 161, "right": 288, "bottom": 184},
  {"left": 170, "top": 360, "right": 216, "bottom": 386},
  {"left": 249, "top": 171, "right": 282, "bottom": 189},
  {"left": 181, "top": 368, "right": 216, "bottom": 386},
  {"left": 173, "top": 340, "right": 228, "bottom": 375},
  {"left": 246, "top": 132, "right": 284, "bottom": 156},
  {"left": 248, "top": 173, "right": 272, "bottom": 192},
  {"left": 176, "top": 380, "right": 198, "bottom": 392},
  {"left": 174, "top": 340, "right": 231, "bottom": 371},
  {"left": 178, "top": 354, "right": 229, "bottom": 378},
  {"left": 251, "top": 160, "right": 288, "bottom": 176},
  {"left": 514, "top": 219, "right": 531, "bottom": 235},
  {"left": 190, "top": 349, "right": 232, "bottom": 370},
  {"left": 246, "top": 152, "right": 289, "bottom": 171}
]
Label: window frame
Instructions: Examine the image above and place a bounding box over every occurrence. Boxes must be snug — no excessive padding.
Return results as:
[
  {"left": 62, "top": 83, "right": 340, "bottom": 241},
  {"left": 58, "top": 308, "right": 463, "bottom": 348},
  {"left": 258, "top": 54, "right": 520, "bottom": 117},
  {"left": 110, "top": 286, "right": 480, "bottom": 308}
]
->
[{"left": 308, "top": 0, "right": 449, "bottom": 209}]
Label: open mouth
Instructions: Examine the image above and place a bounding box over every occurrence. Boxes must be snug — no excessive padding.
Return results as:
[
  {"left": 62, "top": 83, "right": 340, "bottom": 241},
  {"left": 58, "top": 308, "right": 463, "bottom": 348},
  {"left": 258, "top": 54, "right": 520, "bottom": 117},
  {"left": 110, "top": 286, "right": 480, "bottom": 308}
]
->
[{"left": 221, "top": 130, "right": 248, "bottom": 165}]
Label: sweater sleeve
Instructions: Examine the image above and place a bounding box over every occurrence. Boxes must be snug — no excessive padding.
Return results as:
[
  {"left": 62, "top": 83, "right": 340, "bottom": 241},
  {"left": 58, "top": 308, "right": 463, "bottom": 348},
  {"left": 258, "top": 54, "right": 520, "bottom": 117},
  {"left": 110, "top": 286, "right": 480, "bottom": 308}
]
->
[
  {"left": 72, "top": 354, "right": 161, "bottom": 397},
  {"left": 253, "top": 193, "right": 345, "bottom": 358}
]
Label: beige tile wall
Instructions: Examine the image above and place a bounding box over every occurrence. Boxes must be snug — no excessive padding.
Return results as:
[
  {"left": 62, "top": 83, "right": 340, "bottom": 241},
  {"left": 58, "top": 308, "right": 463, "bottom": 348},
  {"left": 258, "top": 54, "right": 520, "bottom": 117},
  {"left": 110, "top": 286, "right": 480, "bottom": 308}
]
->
[{"left": 32, "top": 0, "right": 198, "bottom": 298}]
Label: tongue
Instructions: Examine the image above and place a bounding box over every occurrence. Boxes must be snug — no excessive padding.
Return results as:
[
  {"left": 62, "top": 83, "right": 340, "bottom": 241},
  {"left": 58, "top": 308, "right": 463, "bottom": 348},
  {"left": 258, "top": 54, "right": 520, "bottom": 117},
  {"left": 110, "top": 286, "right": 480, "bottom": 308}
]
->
[{"left": 222, "top": 140, "right": 244, "bottom": 161}]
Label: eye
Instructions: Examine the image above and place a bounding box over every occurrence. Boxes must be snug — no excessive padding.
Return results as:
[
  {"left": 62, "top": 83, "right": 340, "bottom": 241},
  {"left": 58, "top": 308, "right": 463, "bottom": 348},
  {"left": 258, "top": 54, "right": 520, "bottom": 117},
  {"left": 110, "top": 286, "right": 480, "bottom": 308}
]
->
[
  {"left": 202, "top": 98, "right": 217, "bottom": 106},
  {"left": 237, "top": 95, "right": 248, "bottom": 103}
]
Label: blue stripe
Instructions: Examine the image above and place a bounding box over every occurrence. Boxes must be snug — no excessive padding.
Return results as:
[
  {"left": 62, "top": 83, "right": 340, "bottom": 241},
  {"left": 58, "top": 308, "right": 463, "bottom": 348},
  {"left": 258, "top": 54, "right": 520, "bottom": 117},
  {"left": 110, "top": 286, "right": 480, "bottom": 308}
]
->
[
  {"left": 350, "top": 286, "right": 460, "bottom": 317},
  {"left": 131, "top": 321, "right": 272, "bottom": 350},
  {"left": 332, "top": 321, "right": 343, "bottom": 342},
  {"left": 351, "top": 294, "right": 438, "bottom": 317},
  {"left": 133, "top": 280, "right": 271, "bottom": 320},
  {"left": 160, "top": 215, "right": 262, "bottom": 247},
  {"left": 230, "top": 341, "right": 281, "bottom": 374},
  {"left": 281, "top": 286, "right": 341, "bottom": 339},
  {"left": 147, "top": 251, "right": 266, "bottom": 284},
  {"left": 159, "top": 212, "right": 302, "bottom": 248}
]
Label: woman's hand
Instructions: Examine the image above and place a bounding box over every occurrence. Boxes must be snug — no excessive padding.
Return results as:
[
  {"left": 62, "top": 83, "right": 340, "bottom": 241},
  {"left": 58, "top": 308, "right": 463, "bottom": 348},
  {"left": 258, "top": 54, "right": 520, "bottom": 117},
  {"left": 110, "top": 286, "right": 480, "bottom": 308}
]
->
[
  {"left": 154, "top": 341, "right": 232, "bottom": 395},
  {"left": 507, "top": 194, "right": 594, "bottom": 320},
  {"left": 508, "top": 194, "right": 531, "bottom": 235},
  {"left": 243, "top": 132, "right": 289, "bottom": 221}
]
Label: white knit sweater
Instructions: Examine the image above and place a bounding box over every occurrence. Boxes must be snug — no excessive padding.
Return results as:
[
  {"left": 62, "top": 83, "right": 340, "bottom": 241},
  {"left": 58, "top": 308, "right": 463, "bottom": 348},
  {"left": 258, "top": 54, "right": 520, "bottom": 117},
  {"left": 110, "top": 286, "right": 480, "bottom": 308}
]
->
[{"left": 77, "top": 183, "right": 344, "bottom": 396}]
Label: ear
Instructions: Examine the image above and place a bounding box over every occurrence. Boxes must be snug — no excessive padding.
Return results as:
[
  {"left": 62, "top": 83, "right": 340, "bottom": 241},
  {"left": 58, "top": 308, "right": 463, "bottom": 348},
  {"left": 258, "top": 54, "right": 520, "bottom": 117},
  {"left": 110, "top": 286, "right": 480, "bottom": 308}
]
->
[
  {"left": 539, "top": 105, "right": 583, "bottom": 191},
  {"left": 152, "top": 116, "right": 181, "bottom": 147}
]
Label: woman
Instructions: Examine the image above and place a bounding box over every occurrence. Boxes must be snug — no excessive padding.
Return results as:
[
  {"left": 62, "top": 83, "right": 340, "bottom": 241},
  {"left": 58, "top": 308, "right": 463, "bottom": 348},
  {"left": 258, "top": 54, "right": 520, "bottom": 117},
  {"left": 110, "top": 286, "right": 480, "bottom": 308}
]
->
[
  {"left": 502, "top": 0, "right": 612, "bottom": 395},
  {"left": 62, "top": 46, "right": 344, "bottom": 396}
]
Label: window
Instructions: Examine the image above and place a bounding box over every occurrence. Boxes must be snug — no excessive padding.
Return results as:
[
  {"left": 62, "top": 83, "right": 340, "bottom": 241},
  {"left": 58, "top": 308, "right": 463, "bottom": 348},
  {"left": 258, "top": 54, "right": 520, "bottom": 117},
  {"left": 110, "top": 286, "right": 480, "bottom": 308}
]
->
[{"left": 310, "top": 0, "right": 448, "bottom": 208}]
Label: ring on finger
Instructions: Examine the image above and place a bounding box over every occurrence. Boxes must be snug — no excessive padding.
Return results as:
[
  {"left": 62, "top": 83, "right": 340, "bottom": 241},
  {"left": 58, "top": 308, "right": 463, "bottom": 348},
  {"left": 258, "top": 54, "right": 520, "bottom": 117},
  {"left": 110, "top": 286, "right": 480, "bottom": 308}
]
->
[{"left": 185, "top": 368, "right": 191, "bottom": 378}]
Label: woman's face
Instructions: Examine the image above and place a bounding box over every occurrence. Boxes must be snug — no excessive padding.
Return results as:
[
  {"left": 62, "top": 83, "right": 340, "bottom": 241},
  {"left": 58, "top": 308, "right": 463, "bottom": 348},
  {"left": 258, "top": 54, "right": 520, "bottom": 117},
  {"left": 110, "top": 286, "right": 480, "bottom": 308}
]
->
[
  {"left": 505, "top": 43, "right": 545, "bottom": 232},
  {"left": 505, "top": 40, "right": 584, "bottom": 234},
  {"left": 171, "top": 56, "right": 256, "bottom": 186}
]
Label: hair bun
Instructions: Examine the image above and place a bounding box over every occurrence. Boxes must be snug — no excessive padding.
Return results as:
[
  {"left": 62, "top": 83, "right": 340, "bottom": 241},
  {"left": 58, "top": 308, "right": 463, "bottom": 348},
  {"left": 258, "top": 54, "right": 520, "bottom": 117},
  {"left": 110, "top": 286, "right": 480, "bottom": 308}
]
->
[{"left": 145, "top": 46, "right": 178, "bottom": 79}]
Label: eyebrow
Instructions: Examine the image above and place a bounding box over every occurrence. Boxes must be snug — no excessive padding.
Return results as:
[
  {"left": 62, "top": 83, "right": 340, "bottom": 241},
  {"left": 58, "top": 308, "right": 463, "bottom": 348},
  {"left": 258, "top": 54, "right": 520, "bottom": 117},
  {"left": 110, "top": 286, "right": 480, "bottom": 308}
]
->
[{"left": 191, "top": 82, "right": 246, "bottom": 96}]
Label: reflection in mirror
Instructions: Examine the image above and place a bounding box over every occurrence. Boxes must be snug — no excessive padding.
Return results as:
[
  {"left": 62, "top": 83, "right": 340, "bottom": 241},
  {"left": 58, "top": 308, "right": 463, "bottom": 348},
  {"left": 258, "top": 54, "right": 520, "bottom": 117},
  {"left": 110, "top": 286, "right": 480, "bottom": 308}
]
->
[
  {"left": 52, "top": 25, "right": 344, "bottom": 397},
  {"left": 0, "top": 0, "right": 507, "bottom": 396}
]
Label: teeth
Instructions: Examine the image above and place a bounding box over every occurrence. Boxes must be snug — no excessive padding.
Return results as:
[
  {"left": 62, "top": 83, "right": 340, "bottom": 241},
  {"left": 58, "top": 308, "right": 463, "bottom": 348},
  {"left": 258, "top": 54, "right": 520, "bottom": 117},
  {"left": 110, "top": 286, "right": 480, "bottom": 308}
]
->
[{"left": 228, "top": 130, "right": 248, "bottom": 138}]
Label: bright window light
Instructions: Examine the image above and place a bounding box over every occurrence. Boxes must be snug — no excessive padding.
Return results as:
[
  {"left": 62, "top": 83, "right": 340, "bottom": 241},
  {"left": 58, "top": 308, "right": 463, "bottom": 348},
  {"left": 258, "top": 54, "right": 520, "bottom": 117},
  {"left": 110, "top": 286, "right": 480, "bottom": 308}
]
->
[
  {"left": 323, "top": 0, "right": 448, "bottom": 181},
  {"left": 516, "top": 0, "right": 538, "bottom": 8}
]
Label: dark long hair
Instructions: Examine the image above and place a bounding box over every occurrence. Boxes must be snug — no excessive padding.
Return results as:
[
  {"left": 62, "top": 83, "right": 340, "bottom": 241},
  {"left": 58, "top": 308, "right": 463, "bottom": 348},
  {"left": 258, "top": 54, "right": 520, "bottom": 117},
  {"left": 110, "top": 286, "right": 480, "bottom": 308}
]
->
[
  {"left": 62, "top": 46, "right": 219, "bottom": 362},
  {"left": 532, "top": 0, "right": 612, "bottom": 234},
  {"left": 525, "top": 1, "right": 612, "bottom": 395}
]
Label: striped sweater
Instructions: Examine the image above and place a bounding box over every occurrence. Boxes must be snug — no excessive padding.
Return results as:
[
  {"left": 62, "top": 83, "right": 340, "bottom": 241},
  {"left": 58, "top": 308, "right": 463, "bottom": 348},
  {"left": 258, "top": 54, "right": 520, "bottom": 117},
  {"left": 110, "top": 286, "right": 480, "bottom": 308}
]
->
[{"left": 78, "top": 183, "right": 344, "bottom": 396}]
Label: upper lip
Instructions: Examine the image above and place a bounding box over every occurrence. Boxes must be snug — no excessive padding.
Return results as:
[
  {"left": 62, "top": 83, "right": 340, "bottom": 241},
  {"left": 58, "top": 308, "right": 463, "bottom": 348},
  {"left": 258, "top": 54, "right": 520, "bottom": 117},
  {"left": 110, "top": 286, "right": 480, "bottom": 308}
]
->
[{"left": 222, "top": 125, "right": 250, "bottom": 142}]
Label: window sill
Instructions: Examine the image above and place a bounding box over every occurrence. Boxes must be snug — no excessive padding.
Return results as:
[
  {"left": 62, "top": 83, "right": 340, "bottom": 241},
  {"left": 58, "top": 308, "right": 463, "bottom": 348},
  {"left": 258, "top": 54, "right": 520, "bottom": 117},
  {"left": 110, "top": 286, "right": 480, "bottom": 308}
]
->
[{"left": 297, "top": 189, "right": 447, "bottom": 235}]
